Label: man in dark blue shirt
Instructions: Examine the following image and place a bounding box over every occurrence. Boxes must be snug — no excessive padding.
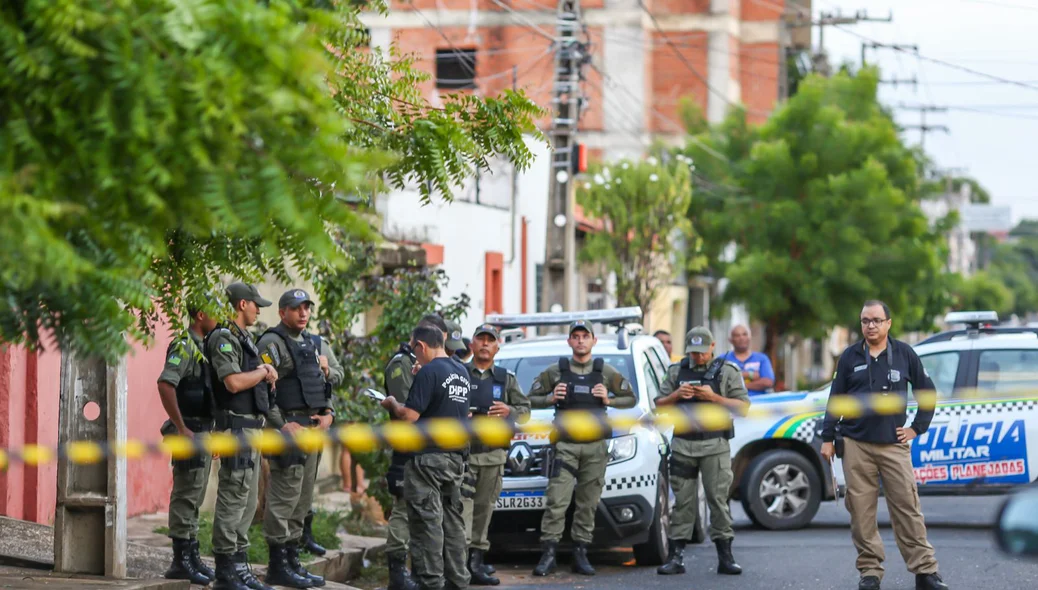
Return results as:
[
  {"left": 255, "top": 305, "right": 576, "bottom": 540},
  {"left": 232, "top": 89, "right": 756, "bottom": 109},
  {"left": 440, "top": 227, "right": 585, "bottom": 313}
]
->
[
  {"left": 820, "top": 300, "right": 948, "bottom": 590},
  {"left": 382, "top": 325, "right": 471, "bottom": 590}
]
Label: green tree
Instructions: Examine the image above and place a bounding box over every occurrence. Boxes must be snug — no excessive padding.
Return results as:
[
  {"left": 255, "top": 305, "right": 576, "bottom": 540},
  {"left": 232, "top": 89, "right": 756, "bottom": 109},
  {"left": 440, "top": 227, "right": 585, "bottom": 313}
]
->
[
  {"left": 952, "top": 271, "right": 1015, "bottom": 317},
  {"left": 680, "top": 69, "right": 954, "bottom": 382},
  {"left": 0, "top": 0, "right": 540, "bottom": 360},
  {"left": 576, "top": 156, "right": 699, "bottom": 313}
]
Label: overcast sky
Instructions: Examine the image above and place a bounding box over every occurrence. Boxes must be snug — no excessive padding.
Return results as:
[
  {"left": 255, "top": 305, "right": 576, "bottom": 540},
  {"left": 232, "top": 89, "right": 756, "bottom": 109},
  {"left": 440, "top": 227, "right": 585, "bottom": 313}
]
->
[{"left": 817, "top": 0, "right": 1038, "bottom": 225}]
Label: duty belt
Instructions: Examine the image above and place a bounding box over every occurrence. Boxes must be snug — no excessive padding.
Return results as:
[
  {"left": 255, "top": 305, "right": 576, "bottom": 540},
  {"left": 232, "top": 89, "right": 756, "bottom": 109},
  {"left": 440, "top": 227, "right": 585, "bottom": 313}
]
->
[
  {"left": 285, "top": 414, "right": 318, "bottom": 427},
  {"left": 182, "top": 417, "right": 215, "bottom": 432},
  {"left": 215, "top": 414, "right": 264, "bottom": 430}
]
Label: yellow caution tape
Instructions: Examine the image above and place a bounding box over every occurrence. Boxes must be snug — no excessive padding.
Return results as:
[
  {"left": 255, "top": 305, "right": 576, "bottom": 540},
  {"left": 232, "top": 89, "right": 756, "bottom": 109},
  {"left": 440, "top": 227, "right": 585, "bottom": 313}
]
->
[{"left": 0, "top": 389, "right": 1030, "bottom": 469}]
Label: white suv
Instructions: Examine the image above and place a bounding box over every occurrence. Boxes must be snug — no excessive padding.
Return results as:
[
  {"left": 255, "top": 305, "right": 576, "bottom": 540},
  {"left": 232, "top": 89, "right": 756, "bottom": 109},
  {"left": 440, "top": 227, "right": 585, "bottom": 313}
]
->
[
  {"left": 729, "top": 311, "right": 1038, "bottom": 530},
  {"left": 485, "top": 310, "right": 686, "bottom": 566}
]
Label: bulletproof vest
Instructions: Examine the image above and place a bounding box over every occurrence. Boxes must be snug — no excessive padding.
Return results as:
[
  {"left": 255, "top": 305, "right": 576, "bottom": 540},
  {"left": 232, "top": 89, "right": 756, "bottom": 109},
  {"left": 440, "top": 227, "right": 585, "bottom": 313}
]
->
[
  {"left": 674, "top": 357, "right": 733, "bottom": 441},
  {"left": 205, "top": 325, "right": 270, "bottom": 416},
  {"left": 167, "top": 338, "right": 213, "bottom": 419},
  {"left": 383, "top": 344, "right": 415, "bottom": 397},
  {"left": 265, "top": 325, "right": 328, "bottom": 412},
  {"left": 469, "top": 365, "right": 508, "bottom": 415},
  {"left": 556, "top": 357, "right": 606, "bottom": 414}
]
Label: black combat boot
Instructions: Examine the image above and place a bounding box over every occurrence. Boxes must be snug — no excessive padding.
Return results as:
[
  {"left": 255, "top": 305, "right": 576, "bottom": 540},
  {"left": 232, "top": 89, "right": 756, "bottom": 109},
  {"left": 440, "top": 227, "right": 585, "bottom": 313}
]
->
[
  {"left": 715, "top": 539, "right": 742, "bottom": 575},
  {"left": 165, "top": 537, "right": 212, "bottom": 585},
  {"left": 190, "top": 538, "right": 216, "bottom": 581},
  {"left": 467, "top": 549, "right": 500, "bottom": 586},
  {"left": 532, "top": 541, "right": 557, "bottom": 576},
  {"left": 287, "top": 541, "right": 326, "bottom": 587},
  {"left": 916, "top": 573, "right": 949, "bottom": 590},
  {"left": 656, "top": 539, "right": 687, "bottom": 575},
  {"left": 212, "top": 552, "right": 249, "bottom": 590},
  {"left": 233, "top": 551, "right": 275, "bottom": 590},
  {"left": 570, "top": 543, "right": 595, "bottom": 576},
  {"left": 302, "top": 512, "right": 327, "bottom": 557},
  {"left": 387, "top": 552, "right": 419, "bottom": 590},
  {"left": 859, "top": 575, "right": 881, "bottom": 590},
  {"left": 265, "top": 543, "right": 313, "bottom": 588}
]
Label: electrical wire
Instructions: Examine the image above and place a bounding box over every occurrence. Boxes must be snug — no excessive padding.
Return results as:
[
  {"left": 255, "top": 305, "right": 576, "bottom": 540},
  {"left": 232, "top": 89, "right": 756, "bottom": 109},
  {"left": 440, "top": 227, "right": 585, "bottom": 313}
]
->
[{"left": 488, "top": 0, "right": 559, "bottom": 42}]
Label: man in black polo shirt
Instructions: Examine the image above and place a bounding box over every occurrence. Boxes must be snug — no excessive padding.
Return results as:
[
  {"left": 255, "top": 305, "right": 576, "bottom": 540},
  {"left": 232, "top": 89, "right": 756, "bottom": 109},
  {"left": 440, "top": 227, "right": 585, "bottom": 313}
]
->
[
  {"left": 381, "top": 325, "right": 471, "bottom": 590},
  {"left": 820, "top": 300, "right": 948, "bottom": 590}
]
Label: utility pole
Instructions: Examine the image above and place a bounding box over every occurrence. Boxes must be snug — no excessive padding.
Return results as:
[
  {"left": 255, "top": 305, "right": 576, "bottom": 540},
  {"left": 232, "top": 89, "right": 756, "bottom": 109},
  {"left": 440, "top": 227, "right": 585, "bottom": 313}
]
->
[
  {"left": 861, "top": 42, "right": 918, "bottom": 68},
  {"left": 541, "top": 0, "right": 589, "bottom": 316},
  {"left": 899, "top": 104, "right": 949, "bottom": 150},
  {"left": 789, "top": 10, "right": 892, "bottom": 77}
]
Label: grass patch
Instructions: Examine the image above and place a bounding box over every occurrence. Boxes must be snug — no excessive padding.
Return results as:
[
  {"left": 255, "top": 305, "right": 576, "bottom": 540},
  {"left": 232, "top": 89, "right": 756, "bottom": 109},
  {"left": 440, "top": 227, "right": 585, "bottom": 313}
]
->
[
  {"left": 348, "top": 554, "right": 391, "bottom": 590},
  {"left": 152, "top": 508, "right": 349, "bottom": 564}
]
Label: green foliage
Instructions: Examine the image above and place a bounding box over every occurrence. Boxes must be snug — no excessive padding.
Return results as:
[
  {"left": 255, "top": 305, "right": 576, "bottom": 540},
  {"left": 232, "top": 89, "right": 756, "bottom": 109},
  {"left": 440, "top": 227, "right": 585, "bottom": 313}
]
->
[
  {"left": 977, "top": 235, "right": 1038, "bottom": 318},
  {"left": 312, "top": 241, "right": 469, "bottom": 513},
  {"left": 952, "top": 271, "right": 1015, "bottom": 317},
  {"left": 680, "top": 69, "right": 954, "bottom": 366},
  {"left": 576, "top": 157, "right": 699, "bottom": 312},
  {"left": 0, "top": 0, "right": 539, "bottom": 360}
]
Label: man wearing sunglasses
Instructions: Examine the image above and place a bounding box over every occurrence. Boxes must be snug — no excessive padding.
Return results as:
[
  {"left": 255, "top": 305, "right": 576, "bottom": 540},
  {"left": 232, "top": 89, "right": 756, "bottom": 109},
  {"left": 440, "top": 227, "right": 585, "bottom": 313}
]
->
[{"left": 820, "top": 300, "right": 948, "bottom": 590}]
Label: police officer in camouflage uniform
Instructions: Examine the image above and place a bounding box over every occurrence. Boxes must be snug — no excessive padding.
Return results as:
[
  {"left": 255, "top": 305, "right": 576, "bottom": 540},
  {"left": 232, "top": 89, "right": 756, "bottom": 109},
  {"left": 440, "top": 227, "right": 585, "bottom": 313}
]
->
[
  {"left": 529, "top": 320, "right": 636, "bottom": 577},
  {"left": 461, "top": 323, "right": 530, "bottom": 586},
  {"left": 257, "top": 289, "right": 344, "bottom": 588},
  {"left": 655, "top": 327, "right": 750, "bottom": 577},
  {"left": 205, "top": 282, "right": 278, "bottom": 590},
  {"left": 381, "top": 324, "right": 471, "bottom": 590},
  {"left": 383, "top": 314, "right": 465, "bottom": 590},
  {"left": 158, "top": 306, "right": 220, "bottom": 585}
]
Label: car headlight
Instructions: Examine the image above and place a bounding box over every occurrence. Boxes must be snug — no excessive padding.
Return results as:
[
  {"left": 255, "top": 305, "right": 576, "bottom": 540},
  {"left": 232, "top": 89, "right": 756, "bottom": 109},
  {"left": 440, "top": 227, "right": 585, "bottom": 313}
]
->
[{"left": 607, "top": 435, "right": 637, "bottom": 465}]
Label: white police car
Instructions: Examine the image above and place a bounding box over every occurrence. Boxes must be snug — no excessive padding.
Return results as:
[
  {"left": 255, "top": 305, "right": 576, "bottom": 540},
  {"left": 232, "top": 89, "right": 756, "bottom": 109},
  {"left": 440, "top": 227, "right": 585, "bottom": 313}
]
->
[
  {"left": 484, "top": 308, "right": 684, "bottom": 565},
  {"left": 730, "top": 311, "right": 1038, "bottom": 530}
]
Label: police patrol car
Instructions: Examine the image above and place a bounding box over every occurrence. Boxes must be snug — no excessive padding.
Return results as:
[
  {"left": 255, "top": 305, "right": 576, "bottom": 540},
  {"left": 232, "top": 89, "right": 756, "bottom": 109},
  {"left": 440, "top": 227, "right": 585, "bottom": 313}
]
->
[
  {"left": 484, "top": 308, "right": 688, "bottom": 566},
  {"left": 729, "top": 311, "right": 1038, "bottom": 530}
]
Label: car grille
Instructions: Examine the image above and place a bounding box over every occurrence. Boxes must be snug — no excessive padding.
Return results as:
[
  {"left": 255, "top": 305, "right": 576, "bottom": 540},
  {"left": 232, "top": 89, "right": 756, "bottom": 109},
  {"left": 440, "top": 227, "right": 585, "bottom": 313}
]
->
[{"left": 503, "top": 444, "right": 552, "bottom": 478}]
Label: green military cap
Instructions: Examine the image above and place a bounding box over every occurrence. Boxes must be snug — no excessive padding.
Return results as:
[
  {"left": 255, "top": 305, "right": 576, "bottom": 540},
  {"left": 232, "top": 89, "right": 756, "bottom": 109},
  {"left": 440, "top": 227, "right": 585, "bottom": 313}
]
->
[
  {"left": 684, "top": 326, "right": 713, "bottom": 353},
  {"left": 473, "top": 323, "right": 501, "bottom": 340},
  {"left": 278, "top": 288, "right": 315, "bottom": 309},
  {"left": 226, "top": 282, "right": 272, "bottom": 308},
  {"left": 445, "top": 320, "right": 467, "bottom": 353},
  {"left": 568, "top": 319, "right": 594, "bottom": 337}
]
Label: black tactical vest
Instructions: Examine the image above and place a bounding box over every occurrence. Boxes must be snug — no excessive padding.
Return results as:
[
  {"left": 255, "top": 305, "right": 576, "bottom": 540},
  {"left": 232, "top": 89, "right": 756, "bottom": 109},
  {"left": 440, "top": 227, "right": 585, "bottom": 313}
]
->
[
  {"left": 167, "top": 338, "right": 213, "bottom": 419},
  {"left": 557, "top": 357, "right": 606, "bottom": 414},
  {"left": 674, "top": 357, "right": 733, "bottom": 440},
  {"left": 265, "top": 325, "right": 328, "bottom": 412},
  {"left": 205, "top": 325, "right": 270, "bottom": 416},
  {"left": 469, "top": 365, "right": 508, "bottom": 414}
]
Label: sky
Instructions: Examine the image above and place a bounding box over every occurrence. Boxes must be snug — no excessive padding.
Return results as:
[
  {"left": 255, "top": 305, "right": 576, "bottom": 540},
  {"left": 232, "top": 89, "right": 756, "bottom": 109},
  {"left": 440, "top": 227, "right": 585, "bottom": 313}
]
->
[{"left": 816, "top": 0, "right": 1038, "bottom": 224}]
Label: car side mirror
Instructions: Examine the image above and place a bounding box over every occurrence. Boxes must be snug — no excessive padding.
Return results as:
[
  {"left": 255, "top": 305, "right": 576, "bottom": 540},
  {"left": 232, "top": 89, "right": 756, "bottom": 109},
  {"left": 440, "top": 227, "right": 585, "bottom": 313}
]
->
[{"left": 995, "top": 489, "right": 1038, "bottom": 558}]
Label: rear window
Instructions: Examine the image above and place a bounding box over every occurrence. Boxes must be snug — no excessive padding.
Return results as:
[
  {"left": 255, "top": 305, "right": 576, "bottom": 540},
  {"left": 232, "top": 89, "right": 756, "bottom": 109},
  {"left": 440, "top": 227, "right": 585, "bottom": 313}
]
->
[{"left": 496, "top": 354, "right": 638, "bottom": 400}]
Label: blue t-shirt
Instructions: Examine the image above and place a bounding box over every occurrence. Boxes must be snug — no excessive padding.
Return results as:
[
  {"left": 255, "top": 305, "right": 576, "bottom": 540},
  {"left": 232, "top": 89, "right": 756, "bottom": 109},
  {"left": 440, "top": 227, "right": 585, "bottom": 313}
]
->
[{"left": 722, "top": 351, "right": 774, "bottom": 396}]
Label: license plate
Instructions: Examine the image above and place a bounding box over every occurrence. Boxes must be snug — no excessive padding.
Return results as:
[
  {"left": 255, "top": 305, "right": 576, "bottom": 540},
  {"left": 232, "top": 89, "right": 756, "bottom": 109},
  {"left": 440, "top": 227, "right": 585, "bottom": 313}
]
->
[{"left": 495, "top": 490, "right": 545, "bottom": 510}]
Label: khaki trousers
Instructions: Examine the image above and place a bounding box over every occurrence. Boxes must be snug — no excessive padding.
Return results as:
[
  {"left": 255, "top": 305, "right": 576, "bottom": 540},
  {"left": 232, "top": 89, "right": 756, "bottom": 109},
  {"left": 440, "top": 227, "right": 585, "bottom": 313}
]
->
[{"left": 843, "top": 438, "right": 939, "bottom": 580}]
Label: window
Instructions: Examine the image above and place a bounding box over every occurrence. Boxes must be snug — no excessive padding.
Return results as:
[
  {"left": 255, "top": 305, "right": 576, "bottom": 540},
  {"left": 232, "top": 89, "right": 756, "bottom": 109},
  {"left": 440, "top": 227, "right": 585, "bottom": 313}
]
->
[
  {"left": 918, "top": 352, "right": 960, "bottom": 398},
  {"left": 436, "top": 48, "right": 476, "bottom": 90},
  {"left": 976, "top": 349, "right": 1038, "bottom": 394},
  {"left": 641, "top": 353, "right": 661, "bottom": 406},
  {"left": 496, "top": 354, "right": 639, "bottom": 402}
]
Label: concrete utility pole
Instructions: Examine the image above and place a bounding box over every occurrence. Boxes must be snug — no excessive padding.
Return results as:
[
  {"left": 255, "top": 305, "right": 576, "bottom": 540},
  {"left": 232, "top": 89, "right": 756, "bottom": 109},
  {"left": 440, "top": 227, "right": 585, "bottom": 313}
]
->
[
  {"left": 861, "top": 42, "right": 918, "bottom": 68},
  {"left": 899, "top": 104, "right": 950, "bottom": 150},
  {"left": 55, "top": 354, "right": 128, "bottom": 578},
  {"left": 541, "top": 0, "right": 589, "bottom": 315},
  {"left": 790, "top": 10, "right": 892, "bottom": 77}
]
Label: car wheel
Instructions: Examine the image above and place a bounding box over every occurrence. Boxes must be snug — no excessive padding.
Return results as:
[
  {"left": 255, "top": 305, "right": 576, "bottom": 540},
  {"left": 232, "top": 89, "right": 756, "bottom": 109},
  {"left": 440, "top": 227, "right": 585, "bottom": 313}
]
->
[
  {"left": 740, "top": 450, "right": 822, "bottom": 530},
  {"left": 633, "top": 470, "right": 670, "bottom": 566},
  {"left": 690, "top": 478, "right": 707, "bottom": 544}
]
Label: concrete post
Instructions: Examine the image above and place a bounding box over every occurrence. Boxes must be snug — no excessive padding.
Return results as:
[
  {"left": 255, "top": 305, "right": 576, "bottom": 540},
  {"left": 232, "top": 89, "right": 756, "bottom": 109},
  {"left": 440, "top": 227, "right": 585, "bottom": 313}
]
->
[{"left": 54, "top": 353, "right": 127, "bottom": 577}]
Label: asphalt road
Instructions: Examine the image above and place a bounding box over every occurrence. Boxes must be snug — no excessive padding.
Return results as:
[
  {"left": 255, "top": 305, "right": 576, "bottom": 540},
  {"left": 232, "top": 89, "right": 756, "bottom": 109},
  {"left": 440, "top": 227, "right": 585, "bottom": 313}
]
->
[{"left": 487, "top": 495, "right": 1038, "bottom": 590}]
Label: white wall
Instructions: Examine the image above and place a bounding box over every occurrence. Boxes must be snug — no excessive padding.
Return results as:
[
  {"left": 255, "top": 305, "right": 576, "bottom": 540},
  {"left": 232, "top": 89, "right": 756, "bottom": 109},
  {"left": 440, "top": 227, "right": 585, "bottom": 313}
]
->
[{"left": 376, "top": 135, "right": 551, "bottom": 335}]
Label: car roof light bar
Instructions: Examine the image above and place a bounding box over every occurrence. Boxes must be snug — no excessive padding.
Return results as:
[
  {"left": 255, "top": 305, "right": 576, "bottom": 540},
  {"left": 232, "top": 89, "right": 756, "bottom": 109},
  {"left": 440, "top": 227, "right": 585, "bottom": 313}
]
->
[{"left": 486, "top": 307, "right": 643, "bottom": 328}]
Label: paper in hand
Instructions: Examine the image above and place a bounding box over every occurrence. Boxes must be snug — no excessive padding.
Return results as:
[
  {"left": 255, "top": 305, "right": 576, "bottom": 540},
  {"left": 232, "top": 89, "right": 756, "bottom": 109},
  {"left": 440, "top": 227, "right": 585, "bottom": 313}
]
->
[{"left": 362, "top": 388, "right": 387, "bottom": 402}]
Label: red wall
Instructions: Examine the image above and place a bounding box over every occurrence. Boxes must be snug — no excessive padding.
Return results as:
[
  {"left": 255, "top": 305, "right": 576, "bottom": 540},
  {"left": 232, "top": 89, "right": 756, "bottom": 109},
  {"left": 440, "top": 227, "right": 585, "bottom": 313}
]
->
[{"left": 1, "top": 323, "right": 174, "bottom": 524}]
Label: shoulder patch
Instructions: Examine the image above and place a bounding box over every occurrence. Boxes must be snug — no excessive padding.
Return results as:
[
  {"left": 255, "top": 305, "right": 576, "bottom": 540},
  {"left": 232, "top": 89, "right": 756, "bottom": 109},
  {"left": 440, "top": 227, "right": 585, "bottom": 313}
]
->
[
  {"left": 168, "top": 355, "right": 182, "bottom": 366},
  {"left": 219, "top": 342, "right": 233, "bottom": 353},
  {"left": 265, "top": 343, "right": 281, "bottom": 366},
  {"left": 391, "top": 366, "right": 403, "bottom": 379},
  {"left": 261, "top": 353, "right": 273, "bottom": 365}
]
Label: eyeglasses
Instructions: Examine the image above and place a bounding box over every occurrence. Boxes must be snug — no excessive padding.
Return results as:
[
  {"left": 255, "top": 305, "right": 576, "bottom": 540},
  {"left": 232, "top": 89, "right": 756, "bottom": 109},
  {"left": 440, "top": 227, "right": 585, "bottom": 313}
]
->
[{"left": 860, "top": 318, "right": 889, "bottom": 327}]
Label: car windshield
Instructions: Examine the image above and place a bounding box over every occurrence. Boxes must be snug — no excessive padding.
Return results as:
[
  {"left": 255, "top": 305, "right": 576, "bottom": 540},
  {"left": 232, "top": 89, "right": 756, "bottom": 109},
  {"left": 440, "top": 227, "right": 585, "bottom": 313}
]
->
[{"left": 495, "top": 354, "right": 638, "bottom": 402}]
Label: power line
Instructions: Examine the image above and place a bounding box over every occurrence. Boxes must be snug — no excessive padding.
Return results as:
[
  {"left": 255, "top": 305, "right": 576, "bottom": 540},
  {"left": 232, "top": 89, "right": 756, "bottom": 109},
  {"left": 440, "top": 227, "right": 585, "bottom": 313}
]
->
[
  {"left": 407, "top": 2, "right": 477, "bottom": 79},
  {"left": 951, "top": 0, "right": 1038, "bottom": 11},
  {"left": 833, "top": 25, "right": 1038, "bottom": 93},
  {"left": 488, "top": 0, "right": 559, "bottom": 42}
]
